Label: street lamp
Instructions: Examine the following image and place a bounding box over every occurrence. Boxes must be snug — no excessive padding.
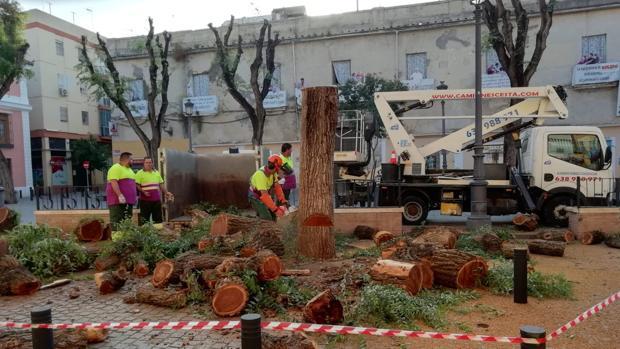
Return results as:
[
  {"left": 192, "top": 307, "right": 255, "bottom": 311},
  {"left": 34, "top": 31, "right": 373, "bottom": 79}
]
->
[
  {"left": 184, "top": 100, "right": 195, "bottom": 153},
  {"left": 436, "top": 81, "right": 448, "bottom": 171},
  {"left": 467, "top": 0, "right": 491, "bottom": 229}
]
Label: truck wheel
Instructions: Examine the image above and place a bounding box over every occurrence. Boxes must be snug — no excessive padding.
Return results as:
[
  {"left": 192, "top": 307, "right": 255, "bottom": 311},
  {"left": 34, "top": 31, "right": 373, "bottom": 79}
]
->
[
  {"left": 402, "top": 196, "right": 429, "bottom": 225},
  {"left": 542, "top": 195, "right": 574, "bottom": 227}
]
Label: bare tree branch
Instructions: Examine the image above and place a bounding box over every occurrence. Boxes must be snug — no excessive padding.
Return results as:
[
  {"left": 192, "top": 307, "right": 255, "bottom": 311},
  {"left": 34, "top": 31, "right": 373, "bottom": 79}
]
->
[
  {"left": 223, "top": 15, "right": 234, "bottom": 47},
  {"left": 145, "top": 17, "right": 159, "bottom": 128},
  {"left": 157, "top": 31, "right": 172, "bottom": 129},
  {"left": 524, "top": 0, "right": 553, "bottom": 83}
]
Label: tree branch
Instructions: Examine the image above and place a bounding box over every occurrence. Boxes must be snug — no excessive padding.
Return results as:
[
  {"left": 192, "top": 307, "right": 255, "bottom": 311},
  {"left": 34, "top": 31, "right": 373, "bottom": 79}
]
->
[
  {"left": 260, "top": 24, "right": 281, "bottom": 100},
  {"left": 145, "top": 17, "right": 159, "bottom": 127},
  {"left": 482, "top": 1, "right": 511, "bottom": 77},
  {"left": 511, "top": 0, "right": 529, "bottom": 86},
  {"left": 156, "top": 31, "right": 172, "bottom": 131},
  {"left": 0, "top": 43, "right": 28, "bottom": 100},
  {"left": 250, "top": 20, "right": 268, "bottom": 108},
  {"left": 223, "top": 15, "right": 234, "bottom": 47},
  {"left": 524, "top": 0, "right": 554, "bottom": 84}
]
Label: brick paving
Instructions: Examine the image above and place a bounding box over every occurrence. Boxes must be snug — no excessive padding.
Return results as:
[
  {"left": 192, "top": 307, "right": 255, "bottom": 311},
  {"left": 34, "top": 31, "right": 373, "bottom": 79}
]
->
[{"left": 0, "top": 278, "right": 240, "bottom": 348}]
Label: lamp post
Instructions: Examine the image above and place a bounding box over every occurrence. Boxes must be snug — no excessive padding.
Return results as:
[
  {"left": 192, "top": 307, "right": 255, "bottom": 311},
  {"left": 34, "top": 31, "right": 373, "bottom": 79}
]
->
[
  {"left": 437, "top": 81, "right": 448, "bottom": 171},
  {"left": 467, "top": 0, "right": 491, "bottom": 230},
  {"left": 184, "top": 100, "right": 195, "bottom": 153}
]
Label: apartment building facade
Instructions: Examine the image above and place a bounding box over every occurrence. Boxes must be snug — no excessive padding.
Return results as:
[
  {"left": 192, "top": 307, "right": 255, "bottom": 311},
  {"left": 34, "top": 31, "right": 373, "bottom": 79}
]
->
[
  {"left": 0, "top": 80, "right": 33, "bottom": 196},
  {"left": 107, "top": 0, "right": 620, "bottom": 173},
  {"left": 24, "top": 9, "right": 110, "bottom": 187}
]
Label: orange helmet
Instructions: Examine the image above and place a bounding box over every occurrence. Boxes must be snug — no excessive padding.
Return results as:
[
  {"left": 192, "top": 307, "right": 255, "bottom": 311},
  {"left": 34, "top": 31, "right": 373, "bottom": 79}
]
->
[{"left": 267, "top": 154, "right": 283, "bottom": 171}]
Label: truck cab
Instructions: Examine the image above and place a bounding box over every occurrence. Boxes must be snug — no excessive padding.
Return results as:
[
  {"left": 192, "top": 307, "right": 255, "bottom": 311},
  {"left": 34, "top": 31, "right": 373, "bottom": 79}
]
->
[{"left": 521, "top": 126, "right": 614, "bottom": 225}]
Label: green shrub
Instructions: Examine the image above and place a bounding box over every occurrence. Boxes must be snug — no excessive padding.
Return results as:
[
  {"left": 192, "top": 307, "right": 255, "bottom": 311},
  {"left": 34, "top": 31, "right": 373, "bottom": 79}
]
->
[
  {"left": 484, "top": 259, "right": 573, "bottom": 299},
  {"left": 456, "top": 226, "right": 515, "bottom": 257},
  {"left": 7, "top": 225, "right": 88, "bottom": 278},
  {"left": 102, "top": 220, "right": 166, "bottom": 268},
  {"left": 190, "top": 202, "right": 240, "bottom": 216}
]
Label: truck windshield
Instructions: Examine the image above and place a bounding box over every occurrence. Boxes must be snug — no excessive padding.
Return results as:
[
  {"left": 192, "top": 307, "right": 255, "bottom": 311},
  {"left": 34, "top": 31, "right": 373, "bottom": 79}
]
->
[{"left": 547, "top": 134, "right": 603, "bottom": 171}]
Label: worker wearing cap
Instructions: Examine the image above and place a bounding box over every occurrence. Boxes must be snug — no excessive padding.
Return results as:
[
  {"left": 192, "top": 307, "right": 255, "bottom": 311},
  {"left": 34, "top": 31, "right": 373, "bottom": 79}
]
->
[
  {"left": 135, "top": 157, "right": 174, "bottom": 225},
  {"left": 249, "top": 154, "right": 289, "bottom": 221}
]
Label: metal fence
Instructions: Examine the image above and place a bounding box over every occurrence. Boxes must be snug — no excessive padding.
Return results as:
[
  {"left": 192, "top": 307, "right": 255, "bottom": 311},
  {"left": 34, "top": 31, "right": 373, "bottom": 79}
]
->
[
  {"left": 31, "top": 186, "right": 108, "bottom": 211},
  {"left": 575, "top": 177, "right": 620, "bottom": 208}
]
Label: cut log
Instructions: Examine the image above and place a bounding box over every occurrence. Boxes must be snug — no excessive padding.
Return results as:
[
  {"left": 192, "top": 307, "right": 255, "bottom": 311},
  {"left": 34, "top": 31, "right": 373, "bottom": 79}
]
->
[
  {"left": 239, "top": 246, "right": 257, "bottom": 257},
  {"left": 102, "top": 224, "right": 112, "bottom": 240},
  {"left": 189, "top": 209, "right": 210, "bottom": 227},
  {"left": 210, "top": 213, "right": 282, "bottom": 237},
  {"left": 211, "top": 276, "right": 249, "bottom": 317},
  {"left": 501, "top": 241, "right": 530, "bottom": 259},
  {"left": 418, "top": 259, "right": 434, "bottom": 289},
  {"left": 0, "top": 255, "right": 41, "bottom": 296},
  {"left": 94, "top": 270, "right": 126, "bottom": 294},
  {"left": 605, "top": 235, "right": 620, "bottom": 249},
  {"left": 282, "top": 269, "right": 311, "bottom": 276},
  {"left": 78, "top": 327, "right": 109, "bottom": 344},
  {"left": 480, "top": 233, "right": 503, "bottom": 253},
  {"left": 353, "top": 225, "right": 379, "bottom": 240},
  {"left": 580, "top": 231, "right": 606, "bottom": 245},
  {"left": 134, "top": 283, "right": 187, "bottom": 308},
  {"left": 564, "top": 231, "right": 575, "bottom": 242},
  {"left": 526, "top": 239, "right": 565, "bottom": 257},
  {"left": 248, "top": 229, "right": 285, "bottom": 256},
  {"left": 0, "top": 207, "right": 18, "bottom": 233},
  {"left": 0, "top": 238, "right": 7, "bottom": 256},
  {"left": 513, "top": 213, "right": 538, "bottom": 231},
  {"left": 430, "top": 249, "right": 488, "bottom": 289},
  {"left": 74, "top": 219, "right": 104, "bottom": 241},
  {"left": 541, "top": 230, "right": 574, "bottom": 242},
  {"left": 94, "top": 255, "right": 120, "bottom": 272},
  {"left": 133, "top": 260, "right": 150, "bottom": 278},
  {"left": 250, "top": 250, "right": 283, "bottom": 281},
  {"left": 373, "top": 231, "right": 396, "bottom": 247},
  {"left": 152, "top": 253, "right": 224, "bottom": 288},
  {"left": 201, "top": 269, "right": 218, "bottom": 289},
  {"left": 368, "top": 259, "right": 424, "bottom": 295},
  {"left": 197, "top": 238, "right": 214, "bottom": 252},
  {"left": 381, "top": 238, "right": 438, "bottom": 261},
  {"left": 413, "top": 227, "right": 458, "bottom": 249},
  {"left": 262, "top": 332, "right": 318, "bottom": 349},
  {"left": 303, "top": 289, "right": 343, "bottom": 324}
]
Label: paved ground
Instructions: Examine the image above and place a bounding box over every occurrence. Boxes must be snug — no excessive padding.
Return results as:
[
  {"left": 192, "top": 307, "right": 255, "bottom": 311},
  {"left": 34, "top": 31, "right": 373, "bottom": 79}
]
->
[
  {"left": 7, "top": 197, "right": 36, "bottom": 224},
  {"left": 0, "top": 278, "right": 240, "bottom": 348}
]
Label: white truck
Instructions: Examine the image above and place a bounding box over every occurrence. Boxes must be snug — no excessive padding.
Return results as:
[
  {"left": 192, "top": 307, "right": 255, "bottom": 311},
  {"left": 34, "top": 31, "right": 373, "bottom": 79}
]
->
[{"left": 334, "top": 85, "right": 616, "bottom": 226}]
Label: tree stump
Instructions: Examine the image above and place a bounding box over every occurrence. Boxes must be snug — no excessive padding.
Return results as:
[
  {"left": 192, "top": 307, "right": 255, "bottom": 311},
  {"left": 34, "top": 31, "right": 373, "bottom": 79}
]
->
[
  {"left": 413, "top": 227, "right": 458, "bottom": 249},
  {"left": 303, "top": 289, "right": 343, "bottom": 324},
  {"left": 211, "top": 276, "right": 249, "bottom": 317},
  {"left": 94, "top": 255, "right": 120, "bottom": 272},
  {"left": 353, "top": 225, "right": 379, "bottom": 240},
  {"left": 513, "top": 213, "right": 538, "bottom": 231},
  {"left": 74, "top": 219, "right": 104, "bottom": 241},
  {"left": 430, "top": 249, "right": 488, "bottom": 289},
  {"left": 368, "top": 259, "right": 424, "bottom": 295},
  {"left": 297, "top": 87, "right": 338, "bottom": 260},
  {"left": 580, "top": 231, "right": 605, "bottom": 245},
  {"left": 134, "top": 283, "right": 187, "bottom": 308},
  {"left": 373, "top": 231, "right": 396, "bottom": 247},
  {"left": 94, "top": 270, "right": 126, "bottom": 294},
  {"left": 526, "top": 239, "right": 565, "bottom": 257},
  {"left": 0, "top": 255, "right": 40, "bottom": 296}
]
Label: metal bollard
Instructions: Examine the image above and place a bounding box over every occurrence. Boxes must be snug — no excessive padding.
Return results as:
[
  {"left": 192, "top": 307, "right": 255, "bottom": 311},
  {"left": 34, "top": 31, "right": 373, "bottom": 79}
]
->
[
  {"left": 514, "top": 247, "right": 528, "bottom": 304},
  {"left": 520, "top": 325, "right": 546, "bottom": 349},
  {"left": 241, "top": 313, "right": 262, "bottom": 349},
  {"left": 31, "top": 307, "right": 53, "bottom": 349}
]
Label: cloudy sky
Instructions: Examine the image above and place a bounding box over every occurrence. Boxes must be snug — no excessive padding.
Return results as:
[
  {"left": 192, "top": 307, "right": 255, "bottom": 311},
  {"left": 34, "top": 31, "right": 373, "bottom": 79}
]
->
[{"left": 19, "top": 0, "right": 438, "bottom": 37}]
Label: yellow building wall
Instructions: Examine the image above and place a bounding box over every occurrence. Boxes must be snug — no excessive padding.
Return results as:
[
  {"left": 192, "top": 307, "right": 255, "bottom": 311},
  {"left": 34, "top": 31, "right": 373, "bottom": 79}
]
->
[{"left": 112, "top": 139, "right": 190, "bottom": 162}]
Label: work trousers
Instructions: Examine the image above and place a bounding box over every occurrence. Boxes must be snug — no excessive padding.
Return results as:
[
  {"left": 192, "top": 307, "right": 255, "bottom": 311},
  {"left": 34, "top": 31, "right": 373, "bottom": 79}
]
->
[
  {"left": 139, "top": 200, "right": 163, "bottom": 225},
  {"left": 109, "top": 204, "right": 133, "bottom": 230},
  {"left": 249, "top": 195, "right": 276, "bottom": 221}
]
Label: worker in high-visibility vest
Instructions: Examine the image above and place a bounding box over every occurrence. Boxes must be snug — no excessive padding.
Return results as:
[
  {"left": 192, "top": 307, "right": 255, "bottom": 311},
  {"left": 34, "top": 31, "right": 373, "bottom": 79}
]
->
[
  {"left": 135, "top": 157, "right": 174, "bottom": 225},
  {"left": 248, "top": 154, "right": 289, "bottom": 221},
  {"left": 278, "top": 143, "right": 296, "bottom": 202}
]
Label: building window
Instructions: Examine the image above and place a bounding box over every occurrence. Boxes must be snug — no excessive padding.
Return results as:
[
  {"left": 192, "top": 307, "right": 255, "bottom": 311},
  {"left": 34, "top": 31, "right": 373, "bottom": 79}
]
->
[
  {"left": 128, "top": 79, "right": 145, "bottom": 101},
  {"left": 191, "top": 73, "right": 209, "bottom": 97},
  {"left": 332, "top": 60, "right": 351, "bottom": 85},
  {"left": 49, "top": 138, "right": 66, "bottom": 150},
  {"left": 60, "top": 106, "right": 68, "bottom": 122},
  {"left": 57, "top": 74, "right": 69, "bottom": 96},
  {"left": 581, "top": 34, "right": 606, "bottom": 64},
  {"left": 547, "top": 134, "right": 603, "bottom": 171},
  {"left": 81, "top": 111, "right": 89, "bottom": 125},
  {"left": 0, "top": 114, "right": 11, "bottom": 145},
  {"left": 100, "top": 109, "right": 111, "bottom": 136},
  {"left": 55, "top": 40, "right": 64, "bottom": 56},
  {"left": 406, "top": 53, "right": 427, "bottom": 79}
]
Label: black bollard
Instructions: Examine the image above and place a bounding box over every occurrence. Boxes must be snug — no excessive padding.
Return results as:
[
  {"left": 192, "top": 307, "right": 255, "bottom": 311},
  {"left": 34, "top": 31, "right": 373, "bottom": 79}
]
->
[
  {"left": 514, "top": 247, "right": 528, "bottom": 304},
  {"left": 241, "top": 313, "right": 262, "bottom": 349},
  {"left": 520, "top": 325, "right": 546, "bottom": 349},
  {"left": 31, "top": 307, "right": 53, "bottom": 349}
]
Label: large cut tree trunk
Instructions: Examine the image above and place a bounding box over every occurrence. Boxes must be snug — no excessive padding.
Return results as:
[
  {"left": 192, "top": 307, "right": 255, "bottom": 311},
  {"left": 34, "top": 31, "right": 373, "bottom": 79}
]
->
[
  {"left": 303, "top": 289, "right": 343, "bottom": 324},
  {"left": 297, "top": 87, "right": 338, "bottom": 259},
  {"left": 368, "top": 259, "right": 425, "bottom": 295},
  {"left": 0, "top": 255, "right": 40, "bottom": 296},
  {"left": 430, "top": 249, "right": 488, "bottom": 289},
  {"left": 527, "top": 239, "right": 565, "bottom": 257},
  {"left": 133, "top": 283, "right": 187, "bottom": 308},
  {"left": 211, "top": 276, "right": 249, "bottom": 317},
  {"left": 74, "top": 219, "right": 104, "bottom": 241},
  {"left": 94, "top": 255, "right": 120, "bottom": 272},
  {"left": 0, "top": 151, "right": 17, "bottom": 204},
  {"left": 210, "top": 213, "right": 283, "bottom": 237},
  {"left": 152, "top": 253, "right": 224, "bottom": 288}
]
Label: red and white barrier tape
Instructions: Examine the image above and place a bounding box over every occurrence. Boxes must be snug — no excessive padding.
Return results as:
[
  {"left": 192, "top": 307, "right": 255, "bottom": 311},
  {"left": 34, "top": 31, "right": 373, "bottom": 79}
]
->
[
  {"left": 1, "top": 290, "right": 618, "bottom": 346},
  {"left": 546, "top": 290, "right": 620, "bottom": 341}
]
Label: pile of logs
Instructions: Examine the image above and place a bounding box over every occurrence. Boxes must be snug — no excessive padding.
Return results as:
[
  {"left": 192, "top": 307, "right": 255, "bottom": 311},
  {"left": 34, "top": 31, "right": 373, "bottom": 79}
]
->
[{"left": 368, "top": 227, "right": 488, "bottom": 291}]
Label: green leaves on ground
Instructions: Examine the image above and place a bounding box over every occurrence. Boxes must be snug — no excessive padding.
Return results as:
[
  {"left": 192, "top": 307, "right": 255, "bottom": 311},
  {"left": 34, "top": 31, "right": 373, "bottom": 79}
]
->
[
  {"left": 241, "top": 270, "right": 313, "bottom": 314},
  {"left": 7, "top": 225, "right": 88, "bottom": 278},
  {"left": 484, "top": 259, "right": 573, "bottom": 299}
]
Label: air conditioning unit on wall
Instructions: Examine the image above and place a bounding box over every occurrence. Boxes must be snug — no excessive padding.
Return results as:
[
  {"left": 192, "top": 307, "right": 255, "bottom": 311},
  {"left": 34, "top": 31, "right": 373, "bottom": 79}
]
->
[{"left": 58, "top": 88, "right": 68, "bottom": 96}]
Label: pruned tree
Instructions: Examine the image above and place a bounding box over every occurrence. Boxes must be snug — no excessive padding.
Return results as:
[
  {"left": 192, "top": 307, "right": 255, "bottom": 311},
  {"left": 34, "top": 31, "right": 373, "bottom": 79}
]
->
[
  {"left": 0, "top": 0, "right": 31, "bottom": 203},
  {"left": 208, "top": 16, "right": 281, "bottom": 148},
  {"left": 77, "top": 18, "right": 171, "bottom": 163},
  {"left": 481, "top": 0, "right": 555, "bottom": 167},
  {"left": 69, "top": 136, "right": 111, "bottom": 186}
]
